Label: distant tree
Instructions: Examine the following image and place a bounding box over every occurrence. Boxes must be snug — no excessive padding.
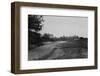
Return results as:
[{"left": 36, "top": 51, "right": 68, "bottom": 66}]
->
[
  {"left": 28, "top": 15, "right": 44, "bottom": 46},
  {"left": 42, "top": 33, "right": 54, "bottom": 41}
]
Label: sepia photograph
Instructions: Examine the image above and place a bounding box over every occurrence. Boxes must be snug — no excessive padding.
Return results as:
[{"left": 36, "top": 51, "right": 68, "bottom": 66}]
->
[{"left": 28, "top": 15, "right": 88, "bottom": 60}]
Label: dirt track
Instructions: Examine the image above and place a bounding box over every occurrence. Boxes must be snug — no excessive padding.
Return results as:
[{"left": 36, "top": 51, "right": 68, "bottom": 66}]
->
[
  {"left": 28, "top": 40, "right": 87, "bottom": 60},
  {"left": 28, "top": 41, "right": 67, "bottom": 60}
]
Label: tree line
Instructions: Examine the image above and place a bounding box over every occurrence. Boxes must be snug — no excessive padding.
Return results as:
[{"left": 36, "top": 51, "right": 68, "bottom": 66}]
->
[{"left": 28, "top": 15, "right": 87, "bottom": 47}]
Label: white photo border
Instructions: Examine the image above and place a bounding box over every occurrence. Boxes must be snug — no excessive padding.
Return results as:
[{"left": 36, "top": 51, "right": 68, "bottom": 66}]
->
[{"left": 20, "top": 6, "right": 95, "bottom": 70}]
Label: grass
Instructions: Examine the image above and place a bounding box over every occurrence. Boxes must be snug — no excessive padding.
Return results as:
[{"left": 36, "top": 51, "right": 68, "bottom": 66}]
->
[
  {"left": 57, "top": 39, "right": 87, "bottom": 48},
  {"left": 55, "top": 39, "right": 88, "bottom": 59}
]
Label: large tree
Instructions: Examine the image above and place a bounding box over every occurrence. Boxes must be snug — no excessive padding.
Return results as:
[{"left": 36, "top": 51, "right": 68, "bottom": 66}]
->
[{"left": 28, "top": 15, "right": 44, "bottom": 46}]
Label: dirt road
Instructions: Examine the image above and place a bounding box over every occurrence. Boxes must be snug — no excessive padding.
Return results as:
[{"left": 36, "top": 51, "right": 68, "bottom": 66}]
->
[{"left": 28, "top": 41, "right": 67, "bottom": 60}]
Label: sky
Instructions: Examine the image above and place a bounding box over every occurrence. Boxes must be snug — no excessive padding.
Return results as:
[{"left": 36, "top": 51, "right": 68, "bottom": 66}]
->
[{"left": 40, "top": 15, "right": 88, "bottom": 38}]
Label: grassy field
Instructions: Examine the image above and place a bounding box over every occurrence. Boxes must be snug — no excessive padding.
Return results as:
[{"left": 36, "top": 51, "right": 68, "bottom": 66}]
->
[{"left": 28, "top": 39, "right": 88, "bottom": 60}]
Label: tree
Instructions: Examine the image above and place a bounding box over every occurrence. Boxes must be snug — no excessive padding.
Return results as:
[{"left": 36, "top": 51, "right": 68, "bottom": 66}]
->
[
  {"left": 28, "top": 15, "right": 43, "bottom": 32},
  {"left": 28, "top": 15, "right": 44, "bottom": 46},
  {"left": 42, "top": 33, "right": 54, "bottom": 42}
]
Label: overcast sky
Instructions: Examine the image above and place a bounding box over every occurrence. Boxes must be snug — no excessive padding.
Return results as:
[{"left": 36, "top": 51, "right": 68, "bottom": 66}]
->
[{"left": 40, "top": 15, "right": 88, "bottom": 38}]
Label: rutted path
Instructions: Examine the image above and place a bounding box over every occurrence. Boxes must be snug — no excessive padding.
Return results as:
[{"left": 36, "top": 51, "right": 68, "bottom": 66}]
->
[{"left": 28, "top": 41, "right": 67, "bottom": 60}]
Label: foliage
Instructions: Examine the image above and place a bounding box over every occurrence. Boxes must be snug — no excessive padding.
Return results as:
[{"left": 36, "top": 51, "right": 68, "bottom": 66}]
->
[
  {"left": 28, "top": 15, "right": 43, "bottom": 32},
  {"left": 28, "top": 15, "right": 44, "bottom": 47}
]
